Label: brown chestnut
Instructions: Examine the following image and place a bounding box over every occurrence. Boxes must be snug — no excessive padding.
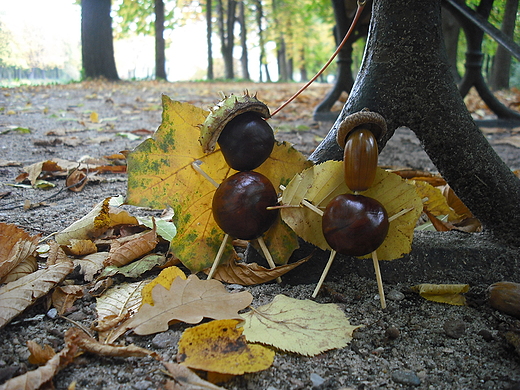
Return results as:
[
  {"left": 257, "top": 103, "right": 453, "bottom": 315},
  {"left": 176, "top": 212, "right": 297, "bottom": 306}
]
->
[
  {"left": 217, "top": 111, "right": 275, "bottom": 171},
  {"left": 212, "top": 171, "right": 279, "bottom": 240},
  {"left": 322, "top": 194, "right": 389, "bottom": 256}
]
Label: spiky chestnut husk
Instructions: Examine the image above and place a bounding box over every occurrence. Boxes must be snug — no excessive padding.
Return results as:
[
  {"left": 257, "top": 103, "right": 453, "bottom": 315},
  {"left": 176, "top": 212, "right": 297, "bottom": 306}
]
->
[{"left": 199, "top": 92, "right": 272, "bottom": 154}]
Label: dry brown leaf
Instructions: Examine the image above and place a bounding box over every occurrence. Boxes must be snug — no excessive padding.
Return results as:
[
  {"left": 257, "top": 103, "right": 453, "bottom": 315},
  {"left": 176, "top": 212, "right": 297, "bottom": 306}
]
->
[
  {"left": 46, "top": 240, "right": 70, "bottom": 266},
  {"left": 163, "top": 362, "right": 226, "bottom": 390},
  {"left": 0, "top": 343, "right": 78, "bottom": 390},
  {"left": 0, "top": 223, "right": 40, "bottom": 282},
  {"left": 104, "top": 223, "right": 158, "bottom": 267},
  {"left": 73, "top": 252, "right": 109, "bottom": 282},
  {"left": 0, "top": 258, "right": 73, "bottom": 329},
  {"left": 122, "top": 274, "right": 253, "bottom": 336},
  {"left": 27, "top": 340, "right": 56, "bottom": 365},
  {"left": 65, "top": 168, "right": 88, "bottom": 192},
  {"left": 65, "top": 239, "right": 97, "bottom": 256},
  {"left": 204, "top": 255, "right": 310, "bottom": 285},
  {"left": 0, "top": 256, "right": 38, "bottom": 283},
  {"left": 52, "top": 285, "right": 84, "bottom": 316},
  {"left": 64, "top": 328, "right": 159, "bottom": 360}
]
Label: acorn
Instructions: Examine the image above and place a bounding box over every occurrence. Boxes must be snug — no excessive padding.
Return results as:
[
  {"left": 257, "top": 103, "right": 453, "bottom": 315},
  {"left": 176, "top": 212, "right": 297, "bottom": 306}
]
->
[
  {"left": 322, "top": 193, "right": 389, "bottom": 256},
  {"left": 337, "top": 110, "right": 387, "bottom": 192},
  {"left": 212, "top": 171, "right": 279, "bottom": 240},
  {"left": 199, "top": 92, "right": 274, "bottom": 171}
]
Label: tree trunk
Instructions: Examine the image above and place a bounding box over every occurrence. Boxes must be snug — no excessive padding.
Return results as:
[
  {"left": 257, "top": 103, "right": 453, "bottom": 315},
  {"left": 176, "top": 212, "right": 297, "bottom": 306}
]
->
[
  {"left": 81, "top": 0, "right": 119, "bottom": 80},
  {"left": 206, "top": 0, "right": 214, "bottom": 80},
  {"left": 277, "top": 37, "right": 289, "bottom": 81},
  {"left": 254, "top": 0, "right": 268, "bottom": 82},
  {"left": 441, "top": 6, "right": 461, "bottom": 82},
  {"left": 489, "top": 0, "right": 518, "bottom": 90},
  {"left": 154, "top": 0, "right": 167, "bottom": 80},
  {"left": 217, "top": 0, "right": 236, "bottom": 79},
  {"left": 239, "top": 1, "right": 250, "bottom": 80},
  {"left": 310, "top": 0, "right": 520, "bottom": 246}
]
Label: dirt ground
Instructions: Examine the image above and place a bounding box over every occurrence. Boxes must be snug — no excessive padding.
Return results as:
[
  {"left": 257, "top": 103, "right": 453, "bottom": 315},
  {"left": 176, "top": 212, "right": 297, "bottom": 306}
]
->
[{"left": 1, "top": 80, "right": 520, "bottom": 390}]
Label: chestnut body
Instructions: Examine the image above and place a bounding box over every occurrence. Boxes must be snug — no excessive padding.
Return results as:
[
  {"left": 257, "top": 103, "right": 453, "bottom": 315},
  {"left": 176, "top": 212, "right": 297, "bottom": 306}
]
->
[
  {"left": 322, "top": 194, "right": 389, "bottom": 256},
  {"left": 217, "top": 112, "right": 275, "bottom": 171},
  {"left": 212, "top": 171, "right": 279, "bottom": 240}
]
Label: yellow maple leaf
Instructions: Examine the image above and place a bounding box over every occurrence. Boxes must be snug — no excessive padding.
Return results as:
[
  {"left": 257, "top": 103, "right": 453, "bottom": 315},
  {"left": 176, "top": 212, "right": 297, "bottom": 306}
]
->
[
  {"left": 414, "top": 180, "right": 461, "bottom": 221},
  {"left": 241, "top": 294, "right": 362, "bottom": 356},
  {"left": 281, "top": 162, "right": 423, "bottom": 260},
  {"left": 178, "top": 319, "right": 275, "bottom": 375},
  {"left": 126, "top": 95, "right": 310, "bottom": 272},
  {"left": 411, "top": 283, "right": 469, "bottom": 305}
]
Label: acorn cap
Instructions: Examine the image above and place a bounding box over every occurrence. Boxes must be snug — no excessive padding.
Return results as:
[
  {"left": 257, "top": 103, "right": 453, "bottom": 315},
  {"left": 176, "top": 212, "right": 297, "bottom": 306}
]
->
[
  {"left": 199, "top": 92, "right": 271, "bottom": 153},
  {"left": 336, "top": 110, "right": 387, "bottom": 149}
]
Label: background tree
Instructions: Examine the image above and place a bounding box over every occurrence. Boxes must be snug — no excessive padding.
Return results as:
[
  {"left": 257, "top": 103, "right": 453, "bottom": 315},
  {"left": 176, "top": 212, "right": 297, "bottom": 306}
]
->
[
  {"left": 310, "top": 0, "right": 520, "bottom": 245},
  {"left": 216, "top": 0, "right": 237, "bottom": 79},
  {"left": 154, "top": 0, "right": 167, "bottom": 79},
  {"left": 81, "top": 0, "right": 119, "bottom": 80},
  {"left": 489, "top": 0, "right": 518, "bottom": 90},
  {"left": 206, "top": 0, "right": 214, "bottom": 80},
  {"left": 238, "top": 1, "right": 251, "bottom": 80}
]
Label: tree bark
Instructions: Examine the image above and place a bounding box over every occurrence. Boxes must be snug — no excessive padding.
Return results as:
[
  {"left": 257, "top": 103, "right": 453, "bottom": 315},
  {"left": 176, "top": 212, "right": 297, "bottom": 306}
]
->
[
  {"left": 441, "top": 6, "right": 461, "bottom": 82},
  {"left": 238, "top": 1, "right": 250, "bottom": 80},
  {"left": 489, "top": 0, "right": 518, "bottom": 90},
  {"left": 81, "top": 0, "right": 119, "bottom": 80},
  {"left": 206, "top": 0, "right": 214, "bottom": 80},
  {"left": 310, "top": 0, "right": 520, "bottom": 246},
  {"left": 154, "top": 0, "right": 167, "bottom": 80}
]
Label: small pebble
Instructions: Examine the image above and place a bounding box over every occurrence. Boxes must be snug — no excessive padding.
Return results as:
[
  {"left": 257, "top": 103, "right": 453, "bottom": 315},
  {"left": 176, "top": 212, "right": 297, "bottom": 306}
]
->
[
  {"left": 46, "top": 308, "right": 58, "bottom": 319},
  {"left": 386, "top": 290, "right": 405, "bottom": 301},
  {"left": 310, "top": 373, "right": 325, "bottom": 387},
  {"left": 478, "top": 329, "right": 494, "bottom": 342},
  {"left": 132, "top": 380, "right": 153, "bottom": 390},
  {"left": 151, "top": 332, "right": 175, "bottom": 349},
  {"left": 385, "top": 326, "right": 401, "bottom": 340},
  {"left": 391, "top": 370, "right": 421, "bottom": 386},
  {"left": 443, "top": 319, "right": 466, "bottom": 339}
]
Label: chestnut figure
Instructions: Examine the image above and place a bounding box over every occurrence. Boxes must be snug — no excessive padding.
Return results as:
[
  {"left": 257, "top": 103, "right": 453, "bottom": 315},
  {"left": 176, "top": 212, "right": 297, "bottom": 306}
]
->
[
  {"left": 322, "top": 194, "right": 389, "bottom": 256},
  {"left": 212, "top": 171, "right": 279, "bottom": 240},
  {"left": 343, "top": 129, "right": 378, "bottom": 192},
  {"left": 218, "top": 112, "right": 275, "bottom": 171}
]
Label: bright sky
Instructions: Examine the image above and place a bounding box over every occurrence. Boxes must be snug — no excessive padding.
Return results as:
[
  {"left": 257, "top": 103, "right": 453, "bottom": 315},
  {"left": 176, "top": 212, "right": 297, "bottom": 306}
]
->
[{"left": 0, "top": 0, "right": 212, "bottom": 81}]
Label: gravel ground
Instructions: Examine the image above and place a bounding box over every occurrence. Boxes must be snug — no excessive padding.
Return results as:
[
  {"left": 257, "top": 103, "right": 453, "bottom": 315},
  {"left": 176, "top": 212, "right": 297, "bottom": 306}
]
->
[{"left": 1, "top": 81, "right": 519, "bottom": 390}]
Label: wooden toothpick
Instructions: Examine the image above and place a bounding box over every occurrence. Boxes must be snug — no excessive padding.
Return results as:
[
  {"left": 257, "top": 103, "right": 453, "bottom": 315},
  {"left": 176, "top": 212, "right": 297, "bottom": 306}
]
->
[
  {"left": 372, "top": 250, "right": 386, "bottom": 309},
  {"left": 257, "top": 236, "right": 282, "bottom": 283},
  {"left": 312, "top": 250, "right": 337, "bottom": 298},
  {"left": 207, "top": 233, "right": 230, "bottom": 280}
]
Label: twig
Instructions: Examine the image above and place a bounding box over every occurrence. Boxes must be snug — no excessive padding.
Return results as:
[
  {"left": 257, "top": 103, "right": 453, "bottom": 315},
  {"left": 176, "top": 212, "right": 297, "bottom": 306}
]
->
[
  {"left": 312, "top": 250, "right": 337, "bottom": 298},
  {"left": 372, "top": 250, "right": 386, "bottom": 309},
  {"left": 257, "top": 236, "right": 282, "bottom": 283},
  {"left": 207, "top": 233, "right": 230, "bottom": 280}
]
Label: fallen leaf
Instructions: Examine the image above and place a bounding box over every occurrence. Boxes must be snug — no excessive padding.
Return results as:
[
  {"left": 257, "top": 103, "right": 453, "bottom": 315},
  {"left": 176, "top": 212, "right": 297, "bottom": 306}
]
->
[
  {"left": 281, "top": 163, "right": 423, "bottom": 260},
  {"left": 65, "top": 168, "right": 88, "bottom": 192},
  {"left": 141, "top": 266, "right": 187, "bottom": 306},
  {"left": 123, "top": 274, "right": 253, "bottom": 336},
  {"left": 177, "top": 319, "right": 275, "bottom": 375},
  {"left": 414, "top": 180, "right": 460, "bottom": 221},
  {"left": 104, "top": 224, "right": 158, "bottom": 267},
  {"left": 0, "top": 256, "right": 38, "bottom": 283},
  {"left": 27, "top": 341, "right": 56, "bottom": 365},
  {"left": 411, "top": 283, "right": 469, "bottom": 305},
  {"left": 65, "top": 327, "right": 159, "bottom": 359},
  {"left": 55, "top": 195, "right": 137, "bottom": 246},
  {"left": 0, "top": 223, "right": 40, "bottom": 282},
  {"left": 204, "top": 255, "right": 310, "bottom": 285},
  {"left": 52, "top": 285, "right": 84, "bottom": 315},
  {"left": 0, "top": 343, "right": 78, "bottom": 390},
  {"left": 97, "top": 253, "right": 169, "bottom": 280},
  {"left": 241, "top": 294, "right": 362, "bottom": 356},
  {"left": 163, "top": 362, "right": 226, "bottom": 390},
  {"left": 0, "top": 256, "right": 73, "bottom": 329},
  {"left": 65, "top": 239, "right": 98, "bottom": 256},
  {"left": 73, "top": 252, "right": 109, "bottom": 282}
]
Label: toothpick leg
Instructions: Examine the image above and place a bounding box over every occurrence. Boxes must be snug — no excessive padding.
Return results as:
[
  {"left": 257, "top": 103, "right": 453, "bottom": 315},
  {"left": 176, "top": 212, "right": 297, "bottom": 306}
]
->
[
  {"left": 372, "top": 250, "right": 386, "bottom": 309},
  {"left": 207, "top": 233, "right": 230, "bottom": 280},
  {"left": 312, "top": 250, "right": 337, "bottom": 298},
  {"left": 257, "top": 236, "right": 282, "bottom": 283}
]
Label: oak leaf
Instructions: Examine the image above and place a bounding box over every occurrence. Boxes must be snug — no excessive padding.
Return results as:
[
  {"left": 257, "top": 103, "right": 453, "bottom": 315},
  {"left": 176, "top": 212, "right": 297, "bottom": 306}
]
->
[
  {"left": 177, "top": 319, "right": 275, "bottom": 375},
  {"left": 241, "top": 294, "right": 362, "bottom": 356},
  {"left": 123, "top": 274, "right": 253, "bottom": 335},
  {"left": 141, "top": 266, "right": 187, "bottom": 306}
]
